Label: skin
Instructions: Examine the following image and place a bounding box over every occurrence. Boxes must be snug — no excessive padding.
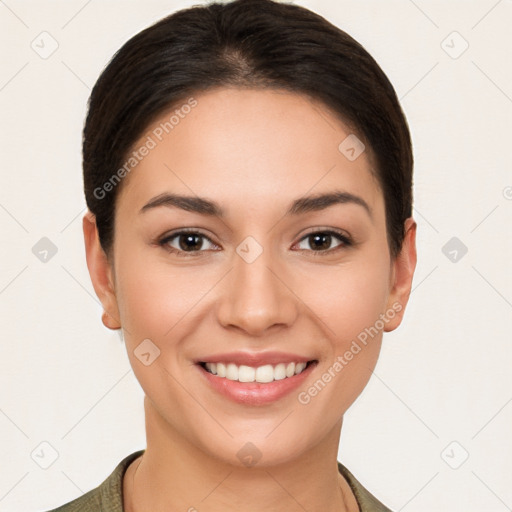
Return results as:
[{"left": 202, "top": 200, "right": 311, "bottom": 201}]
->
[{"left": 83, "top": 87, "right": 417, "bottom": 512}]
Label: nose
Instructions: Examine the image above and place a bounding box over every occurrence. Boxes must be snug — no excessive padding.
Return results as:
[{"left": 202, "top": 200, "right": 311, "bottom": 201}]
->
[{"left": 216, "top": 241, "right": 298, "bottom": 336}]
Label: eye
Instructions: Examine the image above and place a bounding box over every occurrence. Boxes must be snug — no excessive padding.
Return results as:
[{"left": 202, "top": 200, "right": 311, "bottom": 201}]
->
[
  {"left": 159, "top": 230, "right": 218, "bottom": 256},
  {"left": 294, "top": 229, "right": 352, "bottom": 255},
  {"left": 158, "top": 228, "right": 352, "bottom": 257}
]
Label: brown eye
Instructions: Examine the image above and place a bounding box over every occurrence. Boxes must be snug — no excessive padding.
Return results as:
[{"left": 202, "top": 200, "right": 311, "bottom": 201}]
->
[
  {"left": 176, "top": 233, "right": 204, "bottom": 251},
  {"left": 296, "top": 230, "right": 351, "bottom": 254},
  {"left": 159, "top": 230, "right": 217, "bottom": 256}
]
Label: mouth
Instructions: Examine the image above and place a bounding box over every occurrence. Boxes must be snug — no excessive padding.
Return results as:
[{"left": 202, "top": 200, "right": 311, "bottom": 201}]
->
[
  {"left": 198, "top": 360, "right": 318, "bottom": 383},
  {"left": 195, "top": 359, "right": 319, "bottom": 406}
]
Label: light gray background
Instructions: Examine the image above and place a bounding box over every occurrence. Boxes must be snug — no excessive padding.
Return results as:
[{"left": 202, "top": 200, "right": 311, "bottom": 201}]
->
[{"left": 1, "top": 1, "right": 511, "bottom": 511}]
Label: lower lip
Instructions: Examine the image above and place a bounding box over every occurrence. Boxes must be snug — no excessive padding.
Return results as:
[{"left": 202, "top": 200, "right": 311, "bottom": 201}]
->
[{"left": 196, "top": 362, "right": 317, "bottom": 406}]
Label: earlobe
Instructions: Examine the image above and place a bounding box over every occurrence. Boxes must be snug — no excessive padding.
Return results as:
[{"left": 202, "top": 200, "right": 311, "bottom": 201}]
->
[
  {"left": 384, "top": 217, "right": 417, "bottom": 332},
  {"left": 83, "top": 211, "right": 122, "bottom": 330},
  {"left": 101, "top": 310, "right": 121, "bottom": 330}
]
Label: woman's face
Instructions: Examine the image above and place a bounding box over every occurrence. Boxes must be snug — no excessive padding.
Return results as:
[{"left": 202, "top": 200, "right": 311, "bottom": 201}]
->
[{"left": 87, "top": 87, "right": 416, "bottom": 467}]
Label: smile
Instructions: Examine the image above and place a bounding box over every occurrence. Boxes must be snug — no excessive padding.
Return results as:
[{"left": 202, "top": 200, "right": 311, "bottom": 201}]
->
[
  {"left": 196, "top": 359, "right": 318, "bottom": 405},
  {"left": 200, "top": 361, "right": 314, "bottom": 383}
]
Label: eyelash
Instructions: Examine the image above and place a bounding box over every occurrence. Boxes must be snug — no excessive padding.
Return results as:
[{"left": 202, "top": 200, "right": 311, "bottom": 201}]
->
[{"left": 157, "top": 229, "right": 353, "bottom": 258}]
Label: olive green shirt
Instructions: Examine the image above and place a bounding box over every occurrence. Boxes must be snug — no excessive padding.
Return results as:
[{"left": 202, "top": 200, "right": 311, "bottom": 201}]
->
[{"left": 46, "top": 450, "right": 393, "bottom": 511}]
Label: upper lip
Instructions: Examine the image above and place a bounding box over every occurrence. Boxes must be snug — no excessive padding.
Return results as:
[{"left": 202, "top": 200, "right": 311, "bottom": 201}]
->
[{"left": 195, "top": 351, "right": 316, "bottom": 367}]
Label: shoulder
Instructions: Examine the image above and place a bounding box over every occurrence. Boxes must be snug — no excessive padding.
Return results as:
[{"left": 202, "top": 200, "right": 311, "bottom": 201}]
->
[
  {"left": 337, "top": 461, "right": 394, "bottom": 512},
  {"left": 43, "top": 450, "right": 145, "bottom": 512}
]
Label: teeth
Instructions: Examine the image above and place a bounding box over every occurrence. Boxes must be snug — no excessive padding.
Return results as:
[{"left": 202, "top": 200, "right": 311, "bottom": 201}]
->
[
  {"left": 295, "top": 362, "right": 307, "bottom": 374},
  {"left": 226, "top": 363, "right": 238, "bottom": 381},
  {"left": 203, "top": 361, "right": 311, "bottom": 382},
  {"left": 255, "top": 365, "right": 274, "bottom": 383}
]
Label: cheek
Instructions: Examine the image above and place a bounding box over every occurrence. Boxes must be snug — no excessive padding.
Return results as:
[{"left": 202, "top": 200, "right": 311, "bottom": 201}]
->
[
  {"left": 113, "top": 255, "right": 208, "bottom": 417},
  {"left": 297, "top": 257, "right": 391, "bottom": 344},
  {"left": 114, "top": 246, "right": 209, "bottom": 340},
  {"left": 296, "top": 258, "right": 390, "bottom": 406}
]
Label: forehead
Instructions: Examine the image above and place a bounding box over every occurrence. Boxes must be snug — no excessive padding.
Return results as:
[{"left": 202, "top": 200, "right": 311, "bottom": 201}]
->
[{"left": 117, "top": 87, "right": 383, "bottom": 218}]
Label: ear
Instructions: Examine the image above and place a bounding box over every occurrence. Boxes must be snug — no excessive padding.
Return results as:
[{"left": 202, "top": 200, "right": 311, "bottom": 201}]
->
[
  {"left": 384, "top": 217, "right": 417, "bottom": 332},
  {"left": 83, "top": 210, "right": 121, "bottom": 330}
]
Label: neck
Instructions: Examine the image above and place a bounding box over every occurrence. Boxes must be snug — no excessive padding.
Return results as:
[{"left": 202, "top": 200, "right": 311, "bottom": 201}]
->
[{"left": 123, "top": 396, "right": 359, "bottom": 512}]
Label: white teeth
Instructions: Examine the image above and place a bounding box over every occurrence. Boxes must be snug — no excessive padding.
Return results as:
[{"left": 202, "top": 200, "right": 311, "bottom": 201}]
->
[
  {"left": 202, "top": 361, "right": 311, "bottom": 382},
  {"left": 205, "top": 362, "right": 217, "bottom": 375},
  {"left": 255, "top": 365, "right": 274, "bottom": 383},
  {"left": 273, "top": 363, "right": 286, "bottom": 380},
  {"left": 294, "top": 362, "right": 307, "bottom": 374},
  {"left": 226, "top": 363, "right": 239, "bottom": 381},
  {"left": 238, "top": 365, "right": 256, "bottom": 382},
  {"left": 217, "top": 362, "right": 226, "bottom": 377}
]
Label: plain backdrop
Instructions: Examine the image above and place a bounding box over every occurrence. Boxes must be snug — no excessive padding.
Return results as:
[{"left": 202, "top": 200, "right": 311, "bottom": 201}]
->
[{"left": 1, "top": 1, "right": 511, "bottom": 511}]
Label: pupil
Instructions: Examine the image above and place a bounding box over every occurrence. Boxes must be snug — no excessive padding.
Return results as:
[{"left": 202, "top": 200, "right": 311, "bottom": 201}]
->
[
  {"left": 311, "top": 233, "right": 330, "bottom": 250},
  {"left": 180, "top": 234, "right": 202, "bottom": 251}
]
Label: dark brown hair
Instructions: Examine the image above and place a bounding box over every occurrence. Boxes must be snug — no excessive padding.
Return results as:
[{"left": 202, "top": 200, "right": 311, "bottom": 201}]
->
[{"left": 83, "top": 0, "right": 413, "bottom": 258}]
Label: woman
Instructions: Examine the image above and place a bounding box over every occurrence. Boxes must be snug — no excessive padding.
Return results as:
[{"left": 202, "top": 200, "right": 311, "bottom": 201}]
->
[{"left": 49, "top": 0, "right": 416, "bottom": 510}]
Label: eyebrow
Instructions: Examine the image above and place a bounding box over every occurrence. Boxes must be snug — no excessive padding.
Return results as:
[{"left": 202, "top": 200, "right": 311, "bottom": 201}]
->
[{"left": 140, "top": 190, "right": 372, "bottom": 219}]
